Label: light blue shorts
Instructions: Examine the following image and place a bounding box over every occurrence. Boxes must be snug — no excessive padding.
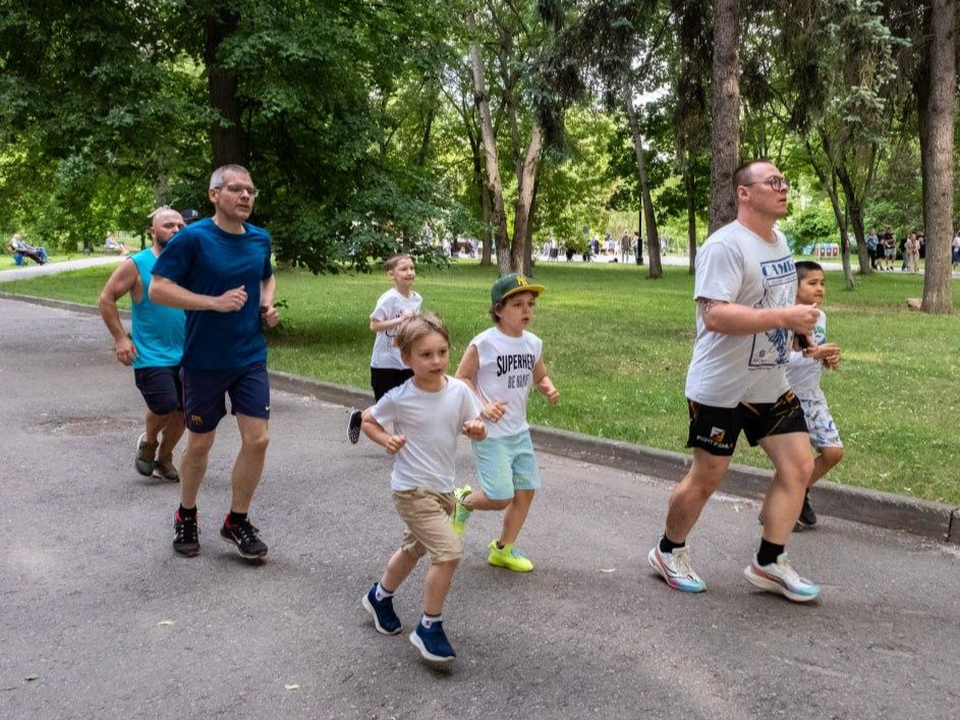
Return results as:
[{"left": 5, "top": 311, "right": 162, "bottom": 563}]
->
[{"left": 471, "top": 430, "right": 541, "bottom": 500}]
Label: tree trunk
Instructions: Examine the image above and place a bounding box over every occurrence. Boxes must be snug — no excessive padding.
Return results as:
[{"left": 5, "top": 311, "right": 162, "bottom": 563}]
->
[
  {"left": 467, "top": 11, "right": 511, "bottom": 276},
  {"left": 511, "top": 123, "right": 544, "bottom": 274},
  {"left": 832, "top": 156, "right": 872, "bottom": 275},
  {"left": 522, "top": 177, "right": 539, "bottom": 276},
  {"left": 205, "top": 4, "right": 245, "bottom": 168},
  {"left": 709, "top": 0, "right": 740, "bottom": 233},
  {"left": 840, "top": 202, "right": 853, "bottom": 288},
  {"left": 625, "top": 94, "right": 662, "bottom": 278},
  {"left": 811, "top": 153, "right": 855, "bottom": 289},
  {"left": 920, "top": 0, "right": 955, "bottom": 314},
  {"left": 684, "top": 157, "right": 697, "bottom": 274},
  {"left": 480, "top": 183, "right": 493, "bottom": 266}
]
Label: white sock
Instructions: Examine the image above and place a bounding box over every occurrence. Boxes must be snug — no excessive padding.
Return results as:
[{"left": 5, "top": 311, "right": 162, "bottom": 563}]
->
[
  {"left": 374, "top": 583, "right": 393, "bottom": 601},
  {"left": 421, "top": 613, "right": 442, "bottom": 628}
]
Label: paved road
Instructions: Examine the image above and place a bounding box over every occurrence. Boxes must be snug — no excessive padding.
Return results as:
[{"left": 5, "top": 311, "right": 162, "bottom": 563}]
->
[
  {"left": 0, "top": 255, "right": 123, "bottom": 283},
  {"left": 2, "top": 300, "right": 958, "bottom": 720}
]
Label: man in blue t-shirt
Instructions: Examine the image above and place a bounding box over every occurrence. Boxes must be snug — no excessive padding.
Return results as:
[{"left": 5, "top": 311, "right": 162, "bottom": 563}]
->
[
  {"left": 99, "top": 207, "right": 187, "bottom": 482},
  {"left": 150, "top": 164, "right": 279, "bottom": 561}
]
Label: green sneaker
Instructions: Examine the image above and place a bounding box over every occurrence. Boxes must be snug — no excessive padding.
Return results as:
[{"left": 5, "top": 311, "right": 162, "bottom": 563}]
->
[
  {"left": 451, "top": 485, "right": 473, "bottom": 538},
  {"left": 135, "top": 433, "right": 157, "bottom": 477},
  {"left": 487, "top": 540, "right": 534, "bottom": 573}
]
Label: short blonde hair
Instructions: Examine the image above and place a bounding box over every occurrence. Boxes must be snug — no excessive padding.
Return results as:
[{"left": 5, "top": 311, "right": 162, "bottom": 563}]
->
[
  {"left": 393, "top": 312, "right": 449, "bottom": 356},
  {"left": 385, "top": 252, "right": 413, "bottom": 271}
]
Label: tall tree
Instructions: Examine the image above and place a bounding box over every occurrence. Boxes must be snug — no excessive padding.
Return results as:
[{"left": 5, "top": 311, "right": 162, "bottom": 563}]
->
[
  {"left": 625, "top": 94, "right": 663, "bottom": 277},
  {"left": 709, "top": 0, "right": 739, "bottom": 232},
  {"left": 918, "top": 0, "right": 956, "bottom": 313}
]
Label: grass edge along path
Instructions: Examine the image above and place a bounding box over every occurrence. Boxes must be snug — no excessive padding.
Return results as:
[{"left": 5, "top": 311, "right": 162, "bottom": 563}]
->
[{"left": 3, "top": 261, "right": 958, "bottom": 505}]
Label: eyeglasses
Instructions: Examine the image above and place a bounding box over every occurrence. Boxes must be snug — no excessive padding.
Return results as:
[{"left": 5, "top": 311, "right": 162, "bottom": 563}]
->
[
  {"left": 742, "top": 177, "right": 790, "bottom": 192},
  {"left": 214, "top": 184, "right": 260, "bottom": 198}
]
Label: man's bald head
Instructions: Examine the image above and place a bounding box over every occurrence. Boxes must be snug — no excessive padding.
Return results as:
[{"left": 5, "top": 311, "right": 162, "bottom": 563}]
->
[{"left": 150, "top": 208, "right": 185, "bottom": 247}]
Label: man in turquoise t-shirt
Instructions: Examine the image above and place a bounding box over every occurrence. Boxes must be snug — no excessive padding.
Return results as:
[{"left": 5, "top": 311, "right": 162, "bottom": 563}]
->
[
  {"left": 151, "top": 164, "right": 279, "bottom": 562},
  {"left": 99, "top": 208, "right": 186, "bottom": 481}
]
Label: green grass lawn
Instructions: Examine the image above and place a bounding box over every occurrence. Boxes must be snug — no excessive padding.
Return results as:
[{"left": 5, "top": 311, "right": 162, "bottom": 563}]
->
[{"left": 3, "top": 260, "right": 959, "bottom": 505}]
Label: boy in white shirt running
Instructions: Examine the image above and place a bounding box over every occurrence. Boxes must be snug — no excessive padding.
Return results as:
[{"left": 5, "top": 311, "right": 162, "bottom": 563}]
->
[
  {"left": 359, "top": 313, "right": 486, "bottom": 664},
  {"left": 348, "top": 253, "right": 422, "bottom": 443},
  {"left": 451, "top": 273, "right": 560, "bottom": 573},
  {"left": 782, "top": 261, "right": 843, "bottom": 529}
]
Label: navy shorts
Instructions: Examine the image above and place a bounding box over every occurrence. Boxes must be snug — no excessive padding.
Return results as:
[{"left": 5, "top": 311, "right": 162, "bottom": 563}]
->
[
  {"left": 686, "top": 390, "right": 807, "bottom": 457},
  {"left": 134, "top": 366, "right": 183, "bottom": 416},
  {"left": 370, "top": 367, "right": 414, "bottom": 402},
  {"left": 180, "top": 362, "right": 271, "bottom": 434}
]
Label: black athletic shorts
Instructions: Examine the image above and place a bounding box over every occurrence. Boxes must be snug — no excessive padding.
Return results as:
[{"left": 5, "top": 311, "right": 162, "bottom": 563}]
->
[
  {"left": 371, "top": 367, "right": 414, "bottom": 402},
  {"left": 134, "top": 366, "right": 183, "bottom": 416},
  {"left": 686, "top": 390, "right": 807, "bottom": 457}
]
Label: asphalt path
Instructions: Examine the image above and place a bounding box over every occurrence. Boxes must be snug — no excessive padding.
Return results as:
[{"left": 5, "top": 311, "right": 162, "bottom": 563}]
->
[
  {"left": 0, "top": 255, "right": 124, "bottom": 284},
  {"left": 2, "top": 299, "right": 958, "bottom": 720}
]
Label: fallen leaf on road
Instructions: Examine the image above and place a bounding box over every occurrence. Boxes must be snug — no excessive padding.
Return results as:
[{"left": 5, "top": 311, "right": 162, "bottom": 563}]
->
[
  {"left": 599, "top": 568, "right": 616, "bottom": 573},
  {"left": 284, "top": 684, "right": 300, "bottom": 691},
  {"left": 158, "top": 620, "right": 175, "bottom": 626},
  {"left": 25, "top": 674, "right": 39, "bottom": 682}
]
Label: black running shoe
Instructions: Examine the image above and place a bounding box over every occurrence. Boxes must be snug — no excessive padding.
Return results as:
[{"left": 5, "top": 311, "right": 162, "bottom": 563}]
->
[
  {"left": 173, "top": 510, "right": 200, "bottom": 557},
  {"left": 220, "top": 516, "right": 268, "bottom": 559},
  {"left": 348, "top": 409, "right": 363, "bottom": 444},
  {"left": 797, "top": 491, "right": 818, "bottom": 528}
]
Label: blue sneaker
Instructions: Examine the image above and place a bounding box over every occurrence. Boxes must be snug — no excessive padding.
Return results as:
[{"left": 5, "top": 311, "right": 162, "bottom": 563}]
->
[
  {"left": 409, "top": 621, "right": 456, "bottom": 663},
  {"left": 744, "top": 553, "right": 820, "bottom": 603},
  {"left": 361, "top": 585, "right": 401, "bottom": 635}
]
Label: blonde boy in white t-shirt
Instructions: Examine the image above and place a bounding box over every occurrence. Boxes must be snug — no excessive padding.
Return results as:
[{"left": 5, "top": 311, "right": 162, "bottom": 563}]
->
[
  {"left": 452, "top": 273, "right": 560, "bottom": 573},
  {"left": 348, "top": 253, "right": 422, "bottom": 443},
  {"left": 359, "top": 313, "right": 485, "bottom": 664}
]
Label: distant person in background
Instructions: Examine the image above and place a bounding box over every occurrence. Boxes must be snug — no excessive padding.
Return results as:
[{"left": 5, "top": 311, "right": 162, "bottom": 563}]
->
[
  {"left": 952, "top": 231, "right": 960, "bottom": 270},
  {"left": 882, "top": 231, "right": 896, "bottom": 271},
  {"left": 865, "top": 229, "right": 879, "bottom": 270},
  {"left": 105, "top": 231, "right": 129, "bottom": 256},
  {"left": 905, "top": 233, "right": 920, "bottom": 274},
  {"left": 181, "top": 209, "right": 201, "bottom": 225},
  {"left": 620, "top": 231, "right": 632, "bottom": 263},
  {"left": 7, "top": 234, "right": 48, "bottom": 265}
]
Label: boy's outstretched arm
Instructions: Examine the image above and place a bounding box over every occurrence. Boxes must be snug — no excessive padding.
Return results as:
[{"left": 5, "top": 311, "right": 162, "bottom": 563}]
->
[
  {"left": 369, "top": 309, "right": 416, "bottom": 333},
  {"left": 361, "top": 410, "right": 406, "bottom": 454},
  {"left": 532, "top": 359, "right": 560, "bottom": 405}
]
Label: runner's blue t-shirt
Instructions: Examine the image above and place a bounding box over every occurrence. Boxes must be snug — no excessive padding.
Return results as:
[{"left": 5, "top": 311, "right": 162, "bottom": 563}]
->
[{"left": 151, "top": 218, "right": 273, "bottom": 370}]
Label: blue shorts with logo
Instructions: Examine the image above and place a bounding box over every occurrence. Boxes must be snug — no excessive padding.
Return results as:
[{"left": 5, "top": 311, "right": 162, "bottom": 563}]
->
[
  {"left": 471, "top": 430, "right": 541, "bottom": 500},
  {"left": 134, "top": 366, "right": 183, "bottom": 416},
  {"left": 180, "top": 362, "right": 270, "bottom": 434}
]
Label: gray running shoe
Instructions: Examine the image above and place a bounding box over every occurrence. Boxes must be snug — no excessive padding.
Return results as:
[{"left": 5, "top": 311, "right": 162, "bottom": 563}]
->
[
  {"left": 135, "top": 433, "right": 157, "bottom": 476},
  {"left": 152, "top": 454, "right": 179, "bottom": 482}
]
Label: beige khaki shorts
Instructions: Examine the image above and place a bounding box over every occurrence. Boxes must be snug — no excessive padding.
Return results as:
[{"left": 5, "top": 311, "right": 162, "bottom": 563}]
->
[{"left": 392, "top": 488, "right": 462, "bottom": 564}]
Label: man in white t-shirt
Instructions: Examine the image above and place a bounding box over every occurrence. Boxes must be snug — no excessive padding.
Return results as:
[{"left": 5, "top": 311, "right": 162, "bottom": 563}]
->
[
  {"left": 347, "top": 253, "right": 423, "bottom": 442},
  {"left": 648, "top": 159, "right": 823, "bottom": 603}
]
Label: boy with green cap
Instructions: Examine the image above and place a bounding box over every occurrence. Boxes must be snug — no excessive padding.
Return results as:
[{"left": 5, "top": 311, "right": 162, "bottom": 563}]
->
[{"left": 452, "top": 273, "right": 560, "bottom": 572}]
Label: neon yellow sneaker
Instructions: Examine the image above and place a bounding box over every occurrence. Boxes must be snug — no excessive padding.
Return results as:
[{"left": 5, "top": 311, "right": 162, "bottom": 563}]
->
[
  {"left": 451, "top": 485, "right": 473, "bottom": 538},
  {"left": 487, "top": 540, "right": 533, "bottom": 573}
]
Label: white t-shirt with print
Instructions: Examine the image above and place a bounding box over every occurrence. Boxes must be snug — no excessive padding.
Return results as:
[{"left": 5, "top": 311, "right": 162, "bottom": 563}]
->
[
  {"left": 786, "top": 310, "right": 827, "bottom": 402},
  {"left": 469, "top": 326, "right": 543, "bottom": 439},
  {"left": 370, "top": 376, "right": 483, "bottom": 493},
  {"left": 369, "top": 288, "right": 422, "bottom": 369},
  {"left": 685, "top": 220, "right": 798, "bottom": 407}
]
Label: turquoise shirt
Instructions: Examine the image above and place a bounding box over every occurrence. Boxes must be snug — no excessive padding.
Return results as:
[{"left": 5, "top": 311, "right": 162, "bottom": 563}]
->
[{"left": 130, "top": 249, "right": 185, "bottom": 368}]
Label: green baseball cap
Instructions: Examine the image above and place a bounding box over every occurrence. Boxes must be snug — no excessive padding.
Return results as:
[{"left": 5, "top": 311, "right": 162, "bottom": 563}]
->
[{"left": 490, "top": 273, "right": 546, "bottom": 304}]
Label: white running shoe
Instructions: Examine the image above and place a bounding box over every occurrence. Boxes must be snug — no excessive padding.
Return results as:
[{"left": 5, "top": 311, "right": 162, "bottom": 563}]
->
[
  {"left": 744, "top": 553, "right": 820, "bottom": 602},
  {"left": 648, "top": 544, "right": 706, "bottom": 593}
]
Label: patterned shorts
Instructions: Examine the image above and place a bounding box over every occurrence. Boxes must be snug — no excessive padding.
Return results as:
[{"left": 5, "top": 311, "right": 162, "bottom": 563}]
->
[{"left": 798, "top": 397, "right": 842, "bottom": 449}]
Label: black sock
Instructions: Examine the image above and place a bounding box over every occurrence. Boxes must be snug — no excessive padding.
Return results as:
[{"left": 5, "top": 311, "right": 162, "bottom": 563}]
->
[
  {"left": 659, "top": 534, "right": 685, "bottom": 554},
  {"left": 757, "top": 538, "right": 785, "bottom": 566},
  {"left": 227, "top": 510, "right": 247, "bottom": 526},
  {"left": 178, "top": 504, "right": 197, "bottom": 520}
]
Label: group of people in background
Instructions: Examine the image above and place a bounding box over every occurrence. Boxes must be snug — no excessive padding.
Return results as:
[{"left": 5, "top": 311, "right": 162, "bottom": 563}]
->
[{"left": 866, "top": 228, "right": 927, "bottom": 272}]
